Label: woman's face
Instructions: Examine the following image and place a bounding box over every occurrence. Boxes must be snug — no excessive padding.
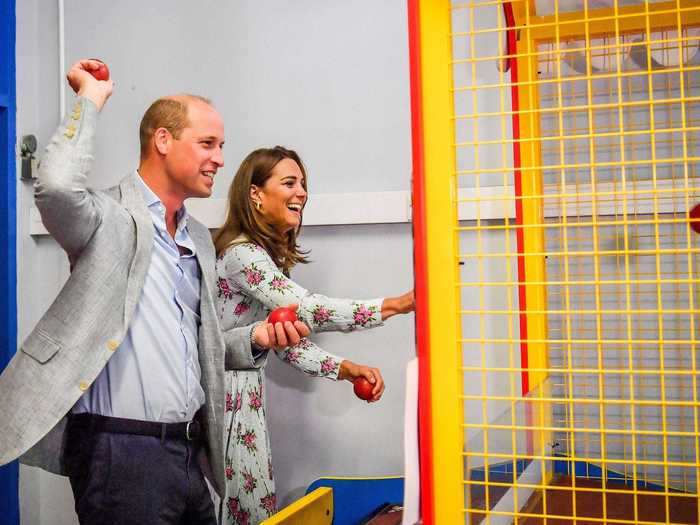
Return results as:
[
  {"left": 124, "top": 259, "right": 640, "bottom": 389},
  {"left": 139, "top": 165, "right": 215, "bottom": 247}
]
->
[{"left": 253, "top": 158, "right": 307, "bottom": 234}]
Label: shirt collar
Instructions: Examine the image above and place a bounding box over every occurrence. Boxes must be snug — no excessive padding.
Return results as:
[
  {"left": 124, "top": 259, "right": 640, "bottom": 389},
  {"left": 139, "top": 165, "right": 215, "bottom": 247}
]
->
[{"left": 135, "top": 171, "right": 189, "bottom": 233}]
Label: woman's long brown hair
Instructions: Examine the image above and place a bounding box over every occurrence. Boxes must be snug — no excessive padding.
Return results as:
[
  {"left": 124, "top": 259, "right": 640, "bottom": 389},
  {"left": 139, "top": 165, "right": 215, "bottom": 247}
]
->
[{"left": 213, "top": 146, "right": 309, "bottom": 273}]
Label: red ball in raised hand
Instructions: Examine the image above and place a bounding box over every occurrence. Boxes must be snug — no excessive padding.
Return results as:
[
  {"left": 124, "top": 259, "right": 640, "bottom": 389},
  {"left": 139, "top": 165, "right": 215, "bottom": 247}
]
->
[
  {"left": 689, "top": 203, "right": 700, "bottom": 234},
  {"left": 89, "top": 60, "right": 110, "bottom": 81},
  {"left": 268, "top": 307, "right": 298, "bottom": 325},
  {"left": 353, "top": 377, "right": 374, "bottom": 401}
]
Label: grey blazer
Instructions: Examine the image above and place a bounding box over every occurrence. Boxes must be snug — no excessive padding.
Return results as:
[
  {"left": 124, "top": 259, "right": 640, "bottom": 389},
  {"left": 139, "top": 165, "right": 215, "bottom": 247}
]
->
[{"left": 0, "top": 97, "right": 263, "bottom": 494}]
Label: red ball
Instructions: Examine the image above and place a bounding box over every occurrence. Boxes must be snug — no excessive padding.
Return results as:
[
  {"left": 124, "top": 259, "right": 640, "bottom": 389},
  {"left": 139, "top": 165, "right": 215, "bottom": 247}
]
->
[
  {"left": 89, "top": 60, "right": 110, "bottom": 81},
  {"left": 268, "top": 307, "right": 298, "bottom": 325},
  {"left": 690, "top": 203, "right": 700, "bottom": 234},
  {"left": 353, "top": 377, "right": 374, "bottom": 401}
]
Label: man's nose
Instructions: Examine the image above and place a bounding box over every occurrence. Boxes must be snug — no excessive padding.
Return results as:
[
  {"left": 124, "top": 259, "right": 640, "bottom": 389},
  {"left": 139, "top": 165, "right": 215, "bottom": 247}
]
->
[{"left": 213, "top": 147, "right": 224, "bottom": 167}]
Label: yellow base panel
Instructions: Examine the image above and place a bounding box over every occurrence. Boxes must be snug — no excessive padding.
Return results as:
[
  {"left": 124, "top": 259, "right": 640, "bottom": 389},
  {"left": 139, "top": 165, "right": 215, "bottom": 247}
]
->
[{"left": 259, "top": 487, "right": 333, "bottom": 525}]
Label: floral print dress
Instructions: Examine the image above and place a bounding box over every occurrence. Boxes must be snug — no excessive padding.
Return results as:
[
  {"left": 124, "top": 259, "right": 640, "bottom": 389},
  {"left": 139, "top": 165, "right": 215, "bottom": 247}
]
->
[{"left": 216, "top": 241, "right": 384, "bottom": 525}]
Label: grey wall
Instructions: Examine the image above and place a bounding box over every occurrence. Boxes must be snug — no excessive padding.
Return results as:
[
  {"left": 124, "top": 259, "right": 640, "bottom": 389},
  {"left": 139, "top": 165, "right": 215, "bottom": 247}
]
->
[
  {"left": 62, "top": 0, "right": 411, "bottom": 195},
  {"left": 16, "top": 1, "right": 414, "bottom": 523},
  {"left": 16, "top": 1, "right": 79, "bottom": 524}
]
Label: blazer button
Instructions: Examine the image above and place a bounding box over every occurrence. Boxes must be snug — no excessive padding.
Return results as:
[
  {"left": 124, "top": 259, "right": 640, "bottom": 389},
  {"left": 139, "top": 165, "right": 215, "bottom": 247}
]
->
[
  {"left": 79, "top": 381, "right": 90, "bottom": 391},
  {"left": 107, "top": 340, "right": 119, "bottom": 351}
]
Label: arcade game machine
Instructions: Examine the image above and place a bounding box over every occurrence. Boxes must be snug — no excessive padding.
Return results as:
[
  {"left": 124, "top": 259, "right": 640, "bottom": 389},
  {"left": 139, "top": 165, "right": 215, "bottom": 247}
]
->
[{"left": 411, "top": 0, "right": 700, "bottom": 523}]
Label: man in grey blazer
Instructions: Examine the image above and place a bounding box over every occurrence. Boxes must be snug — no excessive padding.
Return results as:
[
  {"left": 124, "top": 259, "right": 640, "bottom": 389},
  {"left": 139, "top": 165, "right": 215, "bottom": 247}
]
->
[{"left": 0, "top": 59, "right": 307, "bottom": 524}]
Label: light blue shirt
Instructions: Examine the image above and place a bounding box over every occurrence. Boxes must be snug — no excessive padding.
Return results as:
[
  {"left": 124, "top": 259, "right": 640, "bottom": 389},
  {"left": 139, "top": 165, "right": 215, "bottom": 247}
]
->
[{"left": 74, "top": 174, "right": 206, "bottom": 423}]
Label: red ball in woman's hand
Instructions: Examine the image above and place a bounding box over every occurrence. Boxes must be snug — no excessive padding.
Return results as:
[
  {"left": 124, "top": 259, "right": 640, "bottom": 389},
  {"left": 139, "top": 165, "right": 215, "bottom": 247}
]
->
[
  {"left": 268, "top": 307, "right": 298, "bottom": 325},
  {"left": 353, "top": 377, "right": 374, "bottom": 401},
  {"left": 89, "top": 60, "right": 110, "bottom": 81},
  {"left": 689, "top": 203, "right": 700, "bottom": 234}
]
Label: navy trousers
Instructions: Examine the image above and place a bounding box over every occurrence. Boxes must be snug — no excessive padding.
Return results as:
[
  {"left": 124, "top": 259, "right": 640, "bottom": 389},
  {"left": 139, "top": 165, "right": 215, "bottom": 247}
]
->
[{"left": 64, "top": 419, "right": 217, "bottom": 525}]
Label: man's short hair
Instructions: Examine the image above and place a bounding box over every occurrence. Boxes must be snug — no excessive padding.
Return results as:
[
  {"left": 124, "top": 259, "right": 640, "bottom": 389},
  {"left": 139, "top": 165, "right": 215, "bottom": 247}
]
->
[{"left": 139, "top": 94, "right": 212, "bottom": 158}]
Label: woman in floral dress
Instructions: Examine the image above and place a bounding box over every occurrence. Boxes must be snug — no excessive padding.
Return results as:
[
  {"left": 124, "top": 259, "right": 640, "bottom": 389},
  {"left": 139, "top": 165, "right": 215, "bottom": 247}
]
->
[{"left": 213, "top": 146, "right": 415, "bottom": 525}]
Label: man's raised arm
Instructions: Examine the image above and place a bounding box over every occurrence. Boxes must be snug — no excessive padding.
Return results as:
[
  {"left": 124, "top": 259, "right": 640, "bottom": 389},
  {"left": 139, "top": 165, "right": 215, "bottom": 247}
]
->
[{"left": 34, "top": 59, "right": 114, "bottom": 256}]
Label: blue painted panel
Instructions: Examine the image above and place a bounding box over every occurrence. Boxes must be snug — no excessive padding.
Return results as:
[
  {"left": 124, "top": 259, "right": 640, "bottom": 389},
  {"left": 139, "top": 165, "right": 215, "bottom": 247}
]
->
[
  {"left": 306, "top": 477, "right": 404, "bottom": 525},
  {"left": 0, "top": 0, "right": 18, "bottom": 522}
]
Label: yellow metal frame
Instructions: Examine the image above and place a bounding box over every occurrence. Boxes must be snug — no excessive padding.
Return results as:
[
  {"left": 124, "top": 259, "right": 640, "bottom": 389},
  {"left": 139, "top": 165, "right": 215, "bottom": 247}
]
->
[
  {"left": 415, "top": 0, "right": 465, "bottom": 523},
  {"left": 529, "top": 0, "right": 700, "bottom": 41},
  {"left": 418, "top": 0, "right": 700, "bottom": 524},
  {"left": 259, "top": 487, "right": 332, "bottom": 525}
]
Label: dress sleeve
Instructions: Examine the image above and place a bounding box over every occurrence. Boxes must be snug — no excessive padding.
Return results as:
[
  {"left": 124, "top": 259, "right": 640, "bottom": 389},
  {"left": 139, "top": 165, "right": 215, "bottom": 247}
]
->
[
  {"left": 220, "top": 243, "right": 350, "bottom": 381},
  {"left": 222, "top": 243, "right": 385, "bottom": 333},
  {"left": 273, "top": 340, "right": 342, "bottom": 381}
]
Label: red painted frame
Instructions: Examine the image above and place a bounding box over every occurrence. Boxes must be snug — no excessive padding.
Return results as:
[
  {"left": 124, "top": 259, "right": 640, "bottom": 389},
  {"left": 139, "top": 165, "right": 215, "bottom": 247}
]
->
[
  {"left": 407, "top": 3, "right": 530, "bottom": 522},
  {"left": 503, "top": 1, "right": 531, "bottom": 397},
  {"left": 406, "top": 1, "right": 434, "bottom": 524}
]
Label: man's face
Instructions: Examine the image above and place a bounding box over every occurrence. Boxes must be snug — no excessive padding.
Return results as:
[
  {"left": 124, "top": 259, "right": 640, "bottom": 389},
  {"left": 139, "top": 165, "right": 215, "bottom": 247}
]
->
[{"left": 164, "top": 101, "right": 225, "bottom": 199}]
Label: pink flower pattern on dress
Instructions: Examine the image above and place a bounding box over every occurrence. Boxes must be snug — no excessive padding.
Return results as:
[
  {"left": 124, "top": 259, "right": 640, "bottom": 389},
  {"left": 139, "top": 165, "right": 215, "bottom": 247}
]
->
[
  {"left": 237, "top": 510, "right": 250, "bottom": 525},
  {"left": 260, "top": 492, "right": 277, "bottom": 515},
  {"left": 229, "top": 505, "right": 250, "bottom": 525},
  {"left": 320, "top": 357, "right": 339, "bottom": 376},
  {"left": 352, "top": 303, "right": 378, "bottom": 327},
  {"left": 239, "top": 428, "right": 257, "bottom": 452},
  {"left": 227, "top": 497, "right": 239, "bottom": 519},
  {"left": 242, "top": 468, "right": 257, "bottom": 494},
  {"left": 234, "top": 301, "right": 250, "bottom": 316},
  {"left": 284, "top": 349, "right": 301, "bottom": 364},
  {"left": 248, "top": 386, "right": 263, "bottom": 412},
  {"left": 312, "top": 305, "right": 334, "bottom": 326},
  {"left": 216, "top": 242, "right": 383, "bottom": 525},
  {"left": 218, "top": 277, "right": 234, "bottom": 300},
  {"left": 269, "top": 276, "right": 292, "bottom": 293},
  {"left": 242, "top": 263, "right": 264, "bottom": 287}
]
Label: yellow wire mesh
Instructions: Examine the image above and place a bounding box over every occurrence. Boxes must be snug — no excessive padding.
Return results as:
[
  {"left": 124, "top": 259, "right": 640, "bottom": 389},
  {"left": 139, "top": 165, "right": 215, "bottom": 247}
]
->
[{"left": 448, "top": 0, "right": 700, "bottom": 523}]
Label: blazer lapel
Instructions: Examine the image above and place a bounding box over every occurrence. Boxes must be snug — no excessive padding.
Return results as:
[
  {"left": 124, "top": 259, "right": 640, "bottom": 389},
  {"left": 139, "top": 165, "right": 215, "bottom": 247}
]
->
[
  {"left": 119, "top": 173, "right": 154, "bottom": 324},
  {"left": 189, "top": 224, "right": 216, "bottom": 303},
  {"left": 188, "top": 219, "right": 224, "bottom": 418}
]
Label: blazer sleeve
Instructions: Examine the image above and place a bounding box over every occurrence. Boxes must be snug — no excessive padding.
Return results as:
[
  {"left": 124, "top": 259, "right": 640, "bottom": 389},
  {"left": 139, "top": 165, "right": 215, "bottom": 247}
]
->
[
  {"left": 221, "top": 324, "right": 267, "bottom": 371},
  {"left": 34, "top": 97, "right": 104, "bottom": 256}
]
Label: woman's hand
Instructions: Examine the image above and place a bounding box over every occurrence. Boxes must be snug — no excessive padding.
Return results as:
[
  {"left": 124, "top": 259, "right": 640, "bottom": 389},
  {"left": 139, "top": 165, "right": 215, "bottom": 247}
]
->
[
  {"left": 252, "top": 304, "right": 310, "bottom": 350},
  {"left": 381, "top": 289, "right": 415, "bottom": 320},
  {"left": 338, "top": 360, "right": 385, "bottom": 402}
]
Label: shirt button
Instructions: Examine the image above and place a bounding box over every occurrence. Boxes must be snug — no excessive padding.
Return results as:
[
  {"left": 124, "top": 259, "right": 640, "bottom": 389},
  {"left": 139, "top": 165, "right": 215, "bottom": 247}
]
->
[
  {"left": 79, "top": 381, "right": 90, "bottom": 391},
  {"left": 107, "top": 339, "right": 119, "bottom": 351}
]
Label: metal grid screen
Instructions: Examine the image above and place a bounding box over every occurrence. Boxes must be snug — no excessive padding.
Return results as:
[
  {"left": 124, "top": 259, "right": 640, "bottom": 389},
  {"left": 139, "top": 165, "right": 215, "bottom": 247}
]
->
[{"left": 448, "top": 0, "right": 700, "bottom": 523}]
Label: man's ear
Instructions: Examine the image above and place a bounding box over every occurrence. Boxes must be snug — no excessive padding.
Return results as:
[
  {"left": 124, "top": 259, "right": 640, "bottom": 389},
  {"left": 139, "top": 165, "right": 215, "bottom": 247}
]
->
[{"left": 153, "top": 127, "right": 172, "bottom": 155}]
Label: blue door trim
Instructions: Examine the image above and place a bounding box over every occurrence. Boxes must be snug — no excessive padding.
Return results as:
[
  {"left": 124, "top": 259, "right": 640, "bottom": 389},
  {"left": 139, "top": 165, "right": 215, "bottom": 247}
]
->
[{"left": 0, "top": 0, "right": 18, "bottom": 522}]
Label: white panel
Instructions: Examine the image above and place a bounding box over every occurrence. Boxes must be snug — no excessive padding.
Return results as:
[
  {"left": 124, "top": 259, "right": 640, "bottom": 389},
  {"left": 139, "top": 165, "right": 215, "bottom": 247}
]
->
[
  {"left": 29, "top": 191, "right": 412, "bottom": 235},
  {"left": 30, "top": 179, "right": 694, "bottom": 235}
]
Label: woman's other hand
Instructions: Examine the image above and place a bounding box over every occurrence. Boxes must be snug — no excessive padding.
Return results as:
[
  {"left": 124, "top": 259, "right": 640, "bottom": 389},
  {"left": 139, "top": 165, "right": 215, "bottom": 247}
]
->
[
  {"left": 338, "top": 360, "right": 385, "bottom": 402},
  {"left": 381, "top": 289, "right": 415, "bottom": 320}
]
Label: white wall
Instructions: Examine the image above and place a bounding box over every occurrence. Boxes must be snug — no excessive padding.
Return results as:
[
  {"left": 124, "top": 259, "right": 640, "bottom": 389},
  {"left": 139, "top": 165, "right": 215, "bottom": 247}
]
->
[{"left": 16, "top": 1, "right": 414, "bottom": 523}]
